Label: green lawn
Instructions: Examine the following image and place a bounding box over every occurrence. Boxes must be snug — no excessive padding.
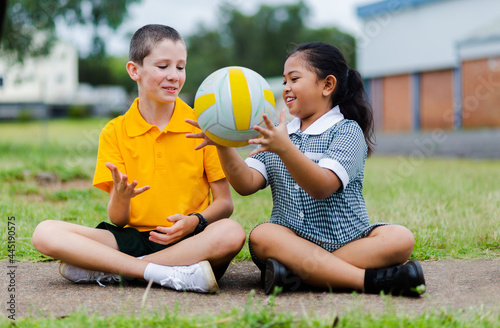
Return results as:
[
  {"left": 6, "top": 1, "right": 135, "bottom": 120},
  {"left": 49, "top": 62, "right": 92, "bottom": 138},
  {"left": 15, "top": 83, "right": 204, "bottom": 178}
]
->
[{"left": 1, "top": 118, "right": 499, "bottom": 326}]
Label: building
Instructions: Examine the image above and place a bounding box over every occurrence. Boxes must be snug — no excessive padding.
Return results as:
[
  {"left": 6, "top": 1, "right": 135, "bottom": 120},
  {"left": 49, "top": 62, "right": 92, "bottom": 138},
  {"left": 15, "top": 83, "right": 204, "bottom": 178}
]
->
[
  {"left": 356, "top": 0, "right": 500, "bottom": 132},
  {"left": 0, "top": 41, "right": 127, "bottom": 120}
]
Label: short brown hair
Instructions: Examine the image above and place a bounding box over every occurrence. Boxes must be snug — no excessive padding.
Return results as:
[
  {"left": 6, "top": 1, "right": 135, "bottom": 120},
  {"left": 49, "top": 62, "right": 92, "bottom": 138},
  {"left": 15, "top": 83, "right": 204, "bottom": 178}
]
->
[{"left": 129, "top": 24, "right": 184, "bottom": 65}]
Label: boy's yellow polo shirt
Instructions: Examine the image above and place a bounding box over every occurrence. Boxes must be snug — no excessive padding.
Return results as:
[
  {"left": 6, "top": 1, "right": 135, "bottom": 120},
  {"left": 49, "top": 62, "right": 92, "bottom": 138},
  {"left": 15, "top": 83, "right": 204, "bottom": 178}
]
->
[{"left": 93, "top": 98, "right": 225, "bottom": 231}]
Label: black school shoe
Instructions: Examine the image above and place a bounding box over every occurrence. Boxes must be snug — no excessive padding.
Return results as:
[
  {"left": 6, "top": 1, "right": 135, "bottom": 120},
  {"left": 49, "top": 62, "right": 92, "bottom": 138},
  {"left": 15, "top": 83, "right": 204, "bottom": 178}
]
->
[
  {"left": 364, "top": 260, "right": 426, "bottom": 297},
  {"left": 262, "top": 258, "right": 302, "bottom": 295}
]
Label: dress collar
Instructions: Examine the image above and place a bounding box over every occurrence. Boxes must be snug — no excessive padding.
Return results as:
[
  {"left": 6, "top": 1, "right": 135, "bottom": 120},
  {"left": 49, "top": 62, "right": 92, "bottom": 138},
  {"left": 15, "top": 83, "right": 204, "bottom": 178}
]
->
[{"left": 287, "top": 105, "right": 344, "bottom": 135}]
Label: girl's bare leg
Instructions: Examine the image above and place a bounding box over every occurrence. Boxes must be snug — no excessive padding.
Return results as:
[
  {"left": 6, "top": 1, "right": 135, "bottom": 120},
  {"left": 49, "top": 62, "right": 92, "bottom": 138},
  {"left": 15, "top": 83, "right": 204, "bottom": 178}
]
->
[{"left": 249, "top": 223, "right": 415, "bottom": 290}]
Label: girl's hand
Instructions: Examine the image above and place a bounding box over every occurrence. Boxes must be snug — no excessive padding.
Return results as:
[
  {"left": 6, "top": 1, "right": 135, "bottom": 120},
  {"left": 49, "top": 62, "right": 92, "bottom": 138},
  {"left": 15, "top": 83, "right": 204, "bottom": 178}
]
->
[
  {"left": 105, "top": 162, "right": 150, "bottom": 199},
  {"left": 185, "top": 119, "right": 227, "bottom": 150},
  {"left": 148, "top": 214, "right": 198, "bottom": 245},
  {"left": 248, "top": 109, "right": 291, "bottom": 156}
]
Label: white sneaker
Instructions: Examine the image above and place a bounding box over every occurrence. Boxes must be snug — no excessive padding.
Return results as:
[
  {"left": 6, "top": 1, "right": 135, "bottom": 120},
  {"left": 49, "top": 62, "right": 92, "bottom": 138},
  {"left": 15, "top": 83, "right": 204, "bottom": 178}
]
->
[
  {"left": 146, "top": 260, "right": 219, "bottom": 293},
  {"left": 59, "top": 262, "right": 121, "bottom": 287}
]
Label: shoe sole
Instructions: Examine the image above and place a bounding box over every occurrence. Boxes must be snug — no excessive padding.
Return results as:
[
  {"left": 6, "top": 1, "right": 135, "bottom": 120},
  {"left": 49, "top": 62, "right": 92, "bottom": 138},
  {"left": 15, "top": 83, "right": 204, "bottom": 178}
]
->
[
  {"left": 199, "top": 260, "right": 219, "bottom": 294},
  {"left": 406, "top": 260, "right": 426, "bottom": 296},
  {"left": 265, "top": 258, "right": 299, "bottom": 295},
  {"left": 264, "top": 258, "right": 281, "bottom": 295},
  {"left": 59, "top": 262, "right": 73, "bottom": 282}
]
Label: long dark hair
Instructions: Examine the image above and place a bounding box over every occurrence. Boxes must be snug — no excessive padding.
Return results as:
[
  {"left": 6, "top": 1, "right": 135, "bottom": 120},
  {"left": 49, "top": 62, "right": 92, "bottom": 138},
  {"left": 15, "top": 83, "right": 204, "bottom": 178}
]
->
[{"left": 288, "top": 42, "right": 375, "bottom": 155}]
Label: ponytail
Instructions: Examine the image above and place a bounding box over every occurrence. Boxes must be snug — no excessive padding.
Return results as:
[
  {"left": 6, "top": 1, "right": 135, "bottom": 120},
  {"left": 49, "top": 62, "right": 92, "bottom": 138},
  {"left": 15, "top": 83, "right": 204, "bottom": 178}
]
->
[
  {"left": 336, "top": 67, "right": 375, "bottom": 156},
  {"left": 288, "top": 42, "right": 375, "bottom": 155}
]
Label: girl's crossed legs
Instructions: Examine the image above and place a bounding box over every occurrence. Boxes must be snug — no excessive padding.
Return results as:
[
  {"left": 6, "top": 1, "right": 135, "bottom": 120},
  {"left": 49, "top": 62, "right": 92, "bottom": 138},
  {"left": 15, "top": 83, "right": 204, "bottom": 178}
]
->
[{"left": 249, "top": 223, "right": 415, "bottom": 291}]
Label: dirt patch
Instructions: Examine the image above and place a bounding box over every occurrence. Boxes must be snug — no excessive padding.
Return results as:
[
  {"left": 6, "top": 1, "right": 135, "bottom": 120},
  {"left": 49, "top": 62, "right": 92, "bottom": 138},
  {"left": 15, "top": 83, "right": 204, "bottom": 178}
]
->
[{"left": 2, "top": 259, "right": 499, "bottom": 319}]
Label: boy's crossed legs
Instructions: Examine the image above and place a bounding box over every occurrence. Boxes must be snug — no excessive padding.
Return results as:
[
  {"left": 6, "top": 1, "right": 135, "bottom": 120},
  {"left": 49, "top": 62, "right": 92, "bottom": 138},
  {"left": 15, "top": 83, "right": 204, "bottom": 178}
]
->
[{"left": 32, "top": 219, "right": 245, "bottom": 293}]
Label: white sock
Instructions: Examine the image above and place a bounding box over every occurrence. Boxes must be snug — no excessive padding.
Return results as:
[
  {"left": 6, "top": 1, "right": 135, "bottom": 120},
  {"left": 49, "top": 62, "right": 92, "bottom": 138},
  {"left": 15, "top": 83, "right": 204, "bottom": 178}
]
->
[{"left": 143, "top": 262, "right": 172, "bottom": 285}]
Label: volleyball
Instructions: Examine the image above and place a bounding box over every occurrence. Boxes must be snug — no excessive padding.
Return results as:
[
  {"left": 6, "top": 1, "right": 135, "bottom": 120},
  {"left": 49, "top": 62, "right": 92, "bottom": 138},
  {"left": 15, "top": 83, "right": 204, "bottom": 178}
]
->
[{"left": 194, "top": 66, "right": 276, "bottom": 147}]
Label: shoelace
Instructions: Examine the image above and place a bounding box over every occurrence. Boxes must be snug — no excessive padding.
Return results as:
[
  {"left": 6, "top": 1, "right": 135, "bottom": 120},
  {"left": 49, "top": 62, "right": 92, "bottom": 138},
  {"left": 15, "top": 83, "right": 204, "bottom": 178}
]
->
[
  {"left": 160, "top": 265, "right": 206, "bottom": 291},
  {"left": 90, "top": 272, "right": 120, "bottom": 287}
]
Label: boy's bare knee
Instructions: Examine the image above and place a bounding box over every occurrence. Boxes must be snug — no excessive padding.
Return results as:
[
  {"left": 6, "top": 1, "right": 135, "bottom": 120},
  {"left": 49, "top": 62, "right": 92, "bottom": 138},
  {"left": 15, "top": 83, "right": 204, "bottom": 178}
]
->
[
  {"left": 224, "top": 219, "right": 246, "bottom": 250},
  {"left": 32, "top": 220, "right": 59, "bottom": 255},
  {"left": 210, "top": 219, "right": 246, "bottom": 252}
]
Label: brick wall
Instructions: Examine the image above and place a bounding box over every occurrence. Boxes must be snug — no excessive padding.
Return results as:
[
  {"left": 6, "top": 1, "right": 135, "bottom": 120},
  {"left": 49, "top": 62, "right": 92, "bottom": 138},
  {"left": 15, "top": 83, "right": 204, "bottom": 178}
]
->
[
  {"left": 382, "top": 74, "right": 412, "bottom": 131},
  {"left": 461, "top": 57, "right": 500, "bottom": 128},
  {"left": 420, "top": 70, "right": 454, "bottom": 130}
]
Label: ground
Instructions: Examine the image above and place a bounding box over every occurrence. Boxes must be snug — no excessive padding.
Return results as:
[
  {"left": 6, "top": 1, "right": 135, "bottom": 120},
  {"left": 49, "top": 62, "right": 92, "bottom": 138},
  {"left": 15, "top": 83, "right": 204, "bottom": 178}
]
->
[{"left": 2, "top": 259, "right": 500, "bottom": 319}]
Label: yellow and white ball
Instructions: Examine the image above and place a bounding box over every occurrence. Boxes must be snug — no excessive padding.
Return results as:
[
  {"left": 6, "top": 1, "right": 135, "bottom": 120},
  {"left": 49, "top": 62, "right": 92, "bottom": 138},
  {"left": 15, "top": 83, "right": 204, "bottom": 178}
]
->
[{"left": 194, "top": 66, "right": 275, "bottom": 147}]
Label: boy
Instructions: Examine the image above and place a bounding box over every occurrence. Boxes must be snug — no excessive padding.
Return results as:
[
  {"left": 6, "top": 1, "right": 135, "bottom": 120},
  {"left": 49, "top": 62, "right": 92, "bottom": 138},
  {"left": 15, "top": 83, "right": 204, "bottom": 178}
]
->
[{"left": 32, "top": 24, "right": 246, "bottom": 293}]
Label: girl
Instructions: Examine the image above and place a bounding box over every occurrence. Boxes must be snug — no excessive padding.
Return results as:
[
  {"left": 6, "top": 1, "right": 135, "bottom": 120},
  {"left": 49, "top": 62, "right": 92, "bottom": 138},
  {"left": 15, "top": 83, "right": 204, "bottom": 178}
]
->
[{"left": 188, "top": 42, "right": 425, "bottom": 297}]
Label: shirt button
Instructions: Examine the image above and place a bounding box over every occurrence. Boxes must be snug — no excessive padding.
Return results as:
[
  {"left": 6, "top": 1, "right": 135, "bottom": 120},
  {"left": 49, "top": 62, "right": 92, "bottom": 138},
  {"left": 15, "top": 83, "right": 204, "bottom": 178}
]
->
[
  {"left": 157, "top": 152, "right": 163, "bottom": 158},
  {"left": 294, "top": 184, "right": 299, "bottom": 190},
  {"left": 156, "top": 138, "right": 161, "bottom": 143},
  {"left": 299, "top": 212, "right": 304, "bottom": 218}
]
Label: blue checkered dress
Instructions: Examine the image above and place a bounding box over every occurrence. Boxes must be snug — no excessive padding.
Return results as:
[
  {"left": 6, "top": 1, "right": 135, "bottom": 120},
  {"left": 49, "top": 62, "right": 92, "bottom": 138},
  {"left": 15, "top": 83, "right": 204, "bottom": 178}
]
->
[{"left": 246, "top": 106, "right": 385, "bottom": 253}]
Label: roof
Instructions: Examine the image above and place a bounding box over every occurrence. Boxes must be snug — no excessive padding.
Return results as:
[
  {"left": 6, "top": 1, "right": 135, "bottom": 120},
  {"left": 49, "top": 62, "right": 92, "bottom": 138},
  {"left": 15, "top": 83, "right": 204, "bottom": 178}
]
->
[
  {"left": 357, "top": 0, "right": 444, "bottom": 18},
  {"left": 457, "top": 16, "right": 500, "bottom": 47}
]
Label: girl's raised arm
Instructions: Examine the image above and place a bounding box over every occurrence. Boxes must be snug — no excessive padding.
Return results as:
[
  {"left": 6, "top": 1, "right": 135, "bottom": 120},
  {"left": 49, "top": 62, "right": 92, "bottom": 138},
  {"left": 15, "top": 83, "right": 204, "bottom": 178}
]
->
[{"left": 185, "top": 119, "right": 266, "bottom": 196}]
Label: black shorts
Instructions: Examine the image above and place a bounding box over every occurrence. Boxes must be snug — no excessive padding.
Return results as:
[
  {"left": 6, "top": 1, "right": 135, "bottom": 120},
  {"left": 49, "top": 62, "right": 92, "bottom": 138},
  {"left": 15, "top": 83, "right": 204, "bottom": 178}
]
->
[
  {"left": 96, "top": 222, "right": 229, "bottom": 280},
  {"left": 96, "top": 222, "right": 184, "bottom": 257}
]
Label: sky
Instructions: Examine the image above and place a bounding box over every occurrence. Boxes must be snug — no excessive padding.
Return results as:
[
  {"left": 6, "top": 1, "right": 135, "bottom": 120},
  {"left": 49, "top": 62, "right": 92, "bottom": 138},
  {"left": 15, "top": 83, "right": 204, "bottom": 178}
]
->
[{"left": 57, "top": 0, "right": 373, "bottom": 56}]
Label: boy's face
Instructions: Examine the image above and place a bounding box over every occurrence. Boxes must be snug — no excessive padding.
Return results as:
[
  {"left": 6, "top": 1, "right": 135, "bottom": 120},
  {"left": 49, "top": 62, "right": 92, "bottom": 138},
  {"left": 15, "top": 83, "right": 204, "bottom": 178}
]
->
[{"left": 132, "top": 39, "right": 187, "bottom": 104}]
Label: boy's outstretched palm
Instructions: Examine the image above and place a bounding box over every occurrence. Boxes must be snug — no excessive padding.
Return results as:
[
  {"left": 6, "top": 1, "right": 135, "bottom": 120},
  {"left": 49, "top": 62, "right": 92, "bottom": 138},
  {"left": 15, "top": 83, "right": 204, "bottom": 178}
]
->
[
  {"left": 185, "top": 119, "right": 220, "bottom": 150},
  {"left": 105, "top": 162, "right": 150, "bottom": 199}
]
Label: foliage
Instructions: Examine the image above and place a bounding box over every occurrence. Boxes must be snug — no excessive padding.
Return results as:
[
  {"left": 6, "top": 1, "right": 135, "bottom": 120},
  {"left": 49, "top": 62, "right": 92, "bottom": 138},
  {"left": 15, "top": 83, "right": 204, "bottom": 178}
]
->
[
  {"left": 78, "top": 55, "right": 136, "bottom": 93},
  {"left": 183, "top": 1, "right": 356, "bottom": 100},
  {"left": 1, "top": 0, "right": 140, "bottom": 62}
]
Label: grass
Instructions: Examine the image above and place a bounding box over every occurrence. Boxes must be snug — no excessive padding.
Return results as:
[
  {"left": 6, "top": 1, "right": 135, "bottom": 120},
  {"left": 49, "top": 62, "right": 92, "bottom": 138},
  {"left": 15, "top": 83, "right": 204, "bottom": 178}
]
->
[
  {"left": 0, "top": 298, "right": 498, "bottom": 327},
  {"left": 0, "top": 118, "right": 499, "bottom": 325},
  {"left": 0, "top": 291, "right": 498, "bottom": 327}
]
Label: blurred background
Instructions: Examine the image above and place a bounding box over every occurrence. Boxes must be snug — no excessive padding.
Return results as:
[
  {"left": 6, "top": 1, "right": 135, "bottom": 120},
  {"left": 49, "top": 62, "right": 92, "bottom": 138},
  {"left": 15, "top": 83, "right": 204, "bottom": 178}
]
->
[
  {"left": 0, "top": 0, "right": 499, "bottom": 133},
  {"left": 0, "top": 0, "right": 498, "bottom": 267}
]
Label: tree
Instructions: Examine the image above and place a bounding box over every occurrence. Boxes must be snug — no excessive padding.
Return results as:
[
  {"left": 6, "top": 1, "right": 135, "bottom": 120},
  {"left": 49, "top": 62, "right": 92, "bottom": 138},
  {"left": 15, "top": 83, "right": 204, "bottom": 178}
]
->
[
  {"left": 183, "top": 1, "right": 356, "bottom": 100},
  {"left": 0, "top": 0, "right": 7, "bottom": 41},
  {"left": 1, "top": 0, "right": 140, "bottom": 62},
  {"left": 79, "top": 55, "right": 136, "bottom": 93}
]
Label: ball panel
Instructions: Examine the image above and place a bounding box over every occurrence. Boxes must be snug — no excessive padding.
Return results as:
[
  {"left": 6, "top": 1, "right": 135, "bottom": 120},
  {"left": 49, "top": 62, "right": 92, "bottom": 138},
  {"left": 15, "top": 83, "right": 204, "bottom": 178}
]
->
[
  {"left": 207, "top": 123, "right": 260, "bottom": 141},
  {"left": 229, "top": 68, "right": 252, "bottom": 131},
  {"left": 196, "top": 104, "right": 218, "bottom": 132},
  {"left": 194, "top": 93, "right": 216, "bottom": 119},
  {"left": 263, "top": 89, "right": 276, "bottom": 108},
  {"left": 205, "top": 130, "right": 251, "bottom": 147}
]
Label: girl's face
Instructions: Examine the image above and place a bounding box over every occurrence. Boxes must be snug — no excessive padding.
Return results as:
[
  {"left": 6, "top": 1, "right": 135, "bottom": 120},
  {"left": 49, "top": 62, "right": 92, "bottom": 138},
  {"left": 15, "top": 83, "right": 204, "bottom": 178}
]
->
[
  {"left": 282, "top": 54, "right": 331, "bottom": 124},
  {"left": 136, "top": 39, "right": 187, "bottom": 104}
]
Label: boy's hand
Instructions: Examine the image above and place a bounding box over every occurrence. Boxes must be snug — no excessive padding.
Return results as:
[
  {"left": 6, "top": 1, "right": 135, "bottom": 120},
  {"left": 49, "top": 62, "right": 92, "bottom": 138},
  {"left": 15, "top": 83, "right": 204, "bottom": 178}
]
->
[
  {"left": 185, "top": 119, "right": 228, "bottom": 150},
  {"left": 248, "top": 109, "right": 291, "bottom": 156},
  {"left": 106, "top": 162, "right": 150, "bottom": 199},
  {"left": 148, "top": 214, "right": 199, "bottom": 245}
]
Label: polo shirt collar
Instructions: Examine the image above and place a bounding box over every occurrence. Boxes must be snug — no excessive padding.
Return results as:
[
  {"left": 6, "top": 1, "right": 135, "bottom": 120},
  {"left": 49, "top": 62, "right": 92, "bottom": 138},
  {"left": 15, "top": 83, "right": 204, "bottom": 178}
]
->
[
  {"left": 287, "top": 105, "right": 344, "bottom": 135},
  {"left": 125, "top": 98, "right": 195, "bottom": 137}
]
